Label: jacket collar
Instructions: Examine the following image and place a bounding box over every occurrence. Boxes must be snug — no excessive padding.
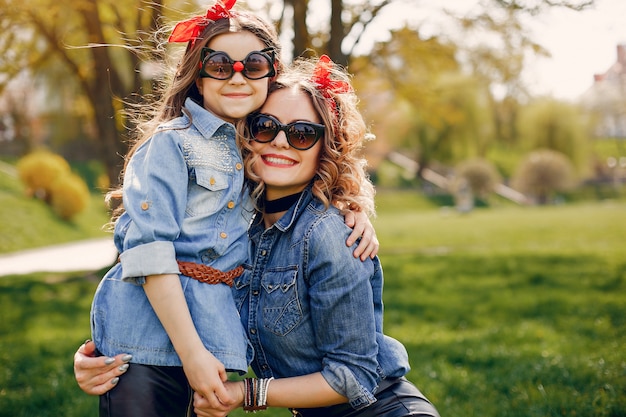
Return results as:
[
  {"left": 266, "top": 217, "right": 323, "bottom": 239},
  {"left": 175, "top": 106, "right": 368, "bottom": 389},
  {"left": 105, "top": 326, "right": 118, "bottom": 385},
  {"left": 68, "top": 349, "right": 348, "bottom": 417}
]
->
[{"left": 184, "top": 97, "right": 234, "bottom": 139}]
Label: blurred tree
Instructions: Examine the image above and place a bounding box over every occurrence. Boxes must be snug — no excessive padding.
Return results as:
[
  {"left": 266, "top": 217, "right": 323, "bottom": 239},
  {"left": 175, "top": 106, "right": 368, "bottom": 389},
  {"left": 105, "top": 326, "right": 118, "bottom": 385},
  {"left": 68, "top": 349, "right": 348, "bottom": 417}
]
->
[
  {"left": 517, "top": 98, "right": 591, "bottom": 174},
  {"left": 0, "top": 0, "right": 170, "bottom": 187},
  {"left": 457, "top": 0, "right": 593, "bottom": 146},
  {"left": 265, "top": 0, "right": 592, "bottom": 65},
  {"left": 511, "top": 149, "right": 577, "bottom": 204},
  {"left": 352, "top": 28, "right": 494, "bottom": 176},
  {"left": 0, "top": 0, "right": 595, "bottom": 190},
  {"left": 454, "top": 158, "right": 502, "bottom": 201},
  {"left": 332, "top": 0, "right": 593, "bottom": 181}
]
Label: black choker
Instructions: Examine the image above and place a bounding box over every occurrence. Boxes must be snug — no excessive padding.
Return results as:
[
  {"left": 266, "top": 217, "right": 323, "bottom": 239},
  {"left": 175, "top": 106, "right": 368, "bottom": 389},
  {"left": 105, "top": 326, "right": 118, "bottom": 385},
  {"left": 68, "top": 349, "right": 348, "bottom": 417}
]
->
[{"left": 264, "top": 192, "right": 303, "bottom": 214}]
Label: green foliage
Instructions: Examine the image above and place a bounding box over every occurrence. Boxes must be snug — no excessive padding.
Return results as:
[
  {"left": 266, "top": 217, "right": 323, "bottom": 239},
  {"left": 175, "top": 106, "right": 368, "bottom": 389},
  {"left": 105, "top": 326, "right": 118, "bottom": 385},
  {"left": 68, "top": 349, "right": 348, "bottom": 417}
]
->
[
  {"left": 50, "top": 173, "right": 91, "bottom": 220},
  {"left": 511, "top": 149, "right": 577, "bottom": 204}
]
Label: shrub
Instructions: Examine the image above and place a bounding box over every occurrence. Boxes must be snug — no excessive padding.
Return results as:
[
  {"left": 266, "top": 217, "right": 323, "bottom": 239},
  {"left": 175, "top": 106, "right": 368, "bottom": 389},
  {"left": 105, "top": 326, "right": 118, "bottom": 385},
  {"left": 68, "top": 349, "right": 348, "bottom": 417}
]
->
[
  {"left": 511, "top": 149, "right": 577, "bottom": 204},
  {"left": 16, "top": 150, "right": 90, "bottom": 220},
  {"left": 50, "top": 173, "right": 91, "bottom": 220},
  {"left": 16, "top": 151, "right": 70, "bottom": 202},
  {"left": 453, "top": 158, "right": 502, "bottom": 199}
]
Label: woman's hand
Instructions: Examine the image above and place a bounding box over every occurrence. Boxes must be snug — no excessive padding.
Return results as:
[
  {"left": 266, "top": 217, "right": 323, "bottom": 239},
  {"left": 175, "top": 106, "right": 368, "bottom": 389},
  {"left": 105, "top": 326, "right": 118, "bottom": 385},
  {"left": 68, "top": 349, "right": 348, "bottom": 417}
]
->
[
  {"left": 193, "top": 381, "right": 244, "bottom": 417},
  {"left": 73, "top": 340, "right": 131, "bottom": 395},
  {"left": 344, "top": 210, "right": 379, "bottom": 260}
]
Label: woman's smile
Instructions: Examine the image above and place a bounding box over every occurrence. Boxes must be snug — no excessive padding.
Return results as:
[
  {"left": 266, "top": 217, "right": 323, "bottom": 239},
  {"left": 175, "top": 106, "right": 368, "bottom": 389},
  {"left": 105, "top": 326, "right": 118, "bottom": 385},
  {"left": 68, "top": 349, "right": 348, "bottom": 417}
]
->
[{"left": 261, "top": 153, "right": 298, "bottom": 167}]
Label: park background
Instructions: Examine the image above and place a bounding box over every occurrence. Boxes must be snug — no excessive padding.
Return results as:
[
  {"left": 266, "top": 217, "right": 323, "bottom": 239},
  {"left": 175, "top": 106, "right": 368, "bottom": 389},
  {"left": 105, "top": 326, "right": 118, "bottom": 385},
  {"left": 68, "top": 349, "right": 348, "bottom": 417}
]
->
[{"left": 1, "top": 0, "right": 625, "bottom": 416}]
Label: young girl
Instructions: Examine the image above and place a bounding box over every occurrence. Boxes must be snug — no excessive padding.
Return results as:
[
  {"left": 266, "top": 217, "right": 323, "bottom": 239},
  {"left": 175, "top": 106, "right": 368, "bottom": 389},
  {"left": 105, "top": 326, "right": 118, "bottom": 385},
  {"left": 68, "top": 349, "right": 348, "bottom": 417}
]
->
[
  {"left": 89, "top": 2, "right": 376, "bottom": 416},
  {"left": 191, "top": 56, "right": 440, "bottom": 416}
]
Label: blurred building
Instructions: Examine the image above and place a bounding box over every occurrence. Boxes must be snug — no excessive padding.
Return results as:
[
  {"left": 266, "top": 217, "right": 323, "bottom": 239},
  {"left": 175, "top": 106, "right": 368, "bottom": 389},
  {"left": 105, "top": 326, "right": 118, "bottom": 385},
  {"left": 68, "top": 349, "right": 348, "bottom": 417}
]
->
[{"left": 581, "top": 44, "right": 626, "bottom": 139}]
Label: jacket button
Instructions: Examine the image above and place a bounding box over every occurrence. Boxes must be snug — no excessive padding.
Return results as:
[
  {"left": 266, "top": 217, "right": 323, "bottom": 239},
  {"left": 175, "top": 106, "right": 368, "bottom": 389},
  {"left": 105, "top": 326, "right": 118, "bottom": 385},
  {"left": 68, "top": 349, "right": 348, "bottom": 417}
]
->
[
  {"left": 220, "top": 232, "right": 227, "bottom": 239},
  {"left": 140, "top": 201, "right": 149, "bottom": 210},
  {"left": 227, "top": 201, "right": 235, "bottom": 209},
  {"left": 236, "top": 163, "right": 243, "bottom": 170}
]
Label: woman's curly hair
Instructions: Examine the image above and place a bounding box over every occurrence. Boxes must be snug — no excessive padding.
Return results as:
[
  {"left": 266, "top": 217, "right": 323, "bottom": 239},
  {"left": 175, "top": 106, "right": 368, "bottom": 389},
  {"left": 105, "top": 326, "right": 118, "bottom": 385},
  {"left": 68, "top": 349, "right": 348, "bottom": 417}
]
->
[{"left": 238, "top": 57, "right": 376, "bottom": 218}]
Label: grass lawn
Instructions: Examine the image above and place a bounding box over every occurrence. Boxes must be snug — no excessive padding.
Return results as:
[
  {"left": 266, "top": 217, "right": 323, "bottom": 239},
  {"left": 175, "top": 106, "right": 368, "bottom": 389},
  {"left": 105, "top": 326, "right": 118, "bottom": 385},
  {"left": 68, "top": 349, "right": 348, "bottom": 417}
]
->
[{"left": 0, "top": 190, "right": 624, "bottom": 416}]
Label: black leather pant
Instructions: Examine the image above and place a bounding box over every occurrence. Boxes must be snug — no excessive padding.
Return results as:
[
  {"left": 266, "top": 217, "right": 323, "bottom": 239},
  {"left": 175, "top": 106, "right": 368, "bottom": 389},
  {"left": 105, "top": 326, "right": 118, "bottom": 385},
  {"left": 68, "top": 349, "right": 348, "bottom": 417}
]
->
[
  {"left": 290, "top": 377, "right": 440, "bottom": 417},
  {"left": 99, "top": 362, "right": 195, "bottom": 417}
]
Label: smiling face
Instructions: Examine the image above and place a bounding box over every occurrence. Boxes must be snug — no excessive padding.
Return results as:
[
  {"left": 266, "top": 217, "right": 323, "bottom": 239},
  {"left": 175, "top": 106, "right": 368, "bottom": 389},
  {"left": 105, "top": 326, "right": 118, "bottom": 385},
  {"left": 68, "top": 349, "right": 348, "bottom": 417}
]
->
[
  {"left": 250, "top": 86, "right": 324, "bottom": 201},
  {"left": 195, "top": 31, "right": 271, "bottom": 123}
]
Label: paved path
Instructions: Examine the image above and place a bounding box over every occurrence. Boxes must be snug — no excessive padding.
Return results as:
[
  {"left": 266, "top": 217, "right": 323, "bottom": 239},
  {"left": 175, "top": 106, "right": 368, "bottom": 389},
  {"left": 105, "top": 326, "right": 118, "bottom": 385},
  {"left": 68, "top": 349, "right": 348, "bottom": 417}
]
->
[{"left": 0, "top": 238, "right": 118, "bottom": 276}]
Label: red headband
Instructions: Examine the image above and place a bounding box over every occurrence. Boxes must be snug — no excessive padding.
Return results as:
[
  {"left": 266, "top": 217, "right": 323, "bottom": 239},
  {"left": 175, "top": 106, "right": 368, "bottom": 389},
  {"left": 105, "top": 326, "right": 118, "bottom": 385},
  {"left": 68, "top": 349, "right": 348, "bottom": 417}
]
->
[
  {"left": 168, "top": 0, "right": 237, "bottom": 46},
  {"left": 311, "top": 55, "right": 352, "bottom": 99},
  {"left": 311, "top": 55, "right": 352, "bottom": 126}
]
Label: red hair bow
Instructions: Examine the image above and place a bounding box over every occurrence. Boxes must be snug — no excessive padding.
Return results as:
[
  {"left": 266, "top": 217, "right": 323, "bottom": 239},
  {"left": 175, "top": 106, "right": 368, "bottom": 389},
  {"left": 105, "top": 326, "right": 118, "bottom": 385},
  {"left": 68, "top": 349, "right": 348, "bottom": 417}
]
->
[
  {"left": 168, "top": 0, "right": 237, "bottom": 45},
  {"left": 311, "top": 55, "right": 352, "bottom": 99}
]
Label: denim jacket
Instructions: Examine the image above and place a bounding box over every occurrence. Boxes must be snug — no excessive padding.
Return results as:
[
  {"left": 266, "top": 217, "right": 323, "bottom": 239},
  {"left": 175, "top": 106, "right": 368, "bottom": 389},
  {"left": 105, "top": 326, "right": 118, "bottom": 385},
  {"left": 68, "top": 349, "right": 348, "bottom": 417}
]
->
[
  {"left": 232, "top": 186, "right": 410, "bottom": 409},
  {"left": 91, "top": 98, "right": 253, "bottom": 372}
]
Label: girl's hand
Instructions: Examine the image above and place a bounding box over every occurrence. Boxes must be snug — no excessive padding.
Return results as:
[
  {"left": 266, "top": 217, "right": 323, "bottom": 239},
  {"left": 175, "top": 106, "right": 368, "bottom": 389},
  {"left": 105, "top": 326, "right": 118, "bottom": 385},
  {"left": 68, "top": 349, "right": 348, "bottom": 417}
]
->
[
  {"left": 193, "top": 381, "right": 244, "bottom": 417},
  {"left": 180, "top": 348, "right": 235, "bottom": 412},
  {"left": 73, "top": 340, "right": 131, "bottom": 395},
  {"left": 344, "top": 210, "right": 379, "bottom": 260}
]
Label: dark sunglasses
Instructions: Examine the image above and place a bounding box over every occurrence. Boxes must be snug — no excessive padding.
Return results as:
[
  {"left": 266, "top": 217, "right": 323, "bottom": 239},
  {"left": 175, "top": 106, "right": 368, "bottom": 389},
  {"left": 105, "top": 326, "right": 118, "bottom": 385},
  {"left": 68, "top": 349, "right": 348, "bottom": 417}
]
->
[
  {"left": 199, "top": 48, "right": 276, "bottom": 80},
  {"left": 248, "top": 113, "right": 325, "bottom": 151}
]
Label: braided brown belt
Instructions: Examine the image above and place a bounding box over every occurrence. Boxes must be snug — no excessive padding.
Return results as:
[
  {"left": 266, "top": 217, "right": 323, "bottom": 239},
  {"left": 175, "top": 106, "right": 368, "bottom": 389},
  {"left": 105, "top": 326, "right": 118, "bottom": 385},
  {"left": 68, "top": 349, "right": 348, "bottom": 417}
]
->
[{"left": 176, "top": 260, "right": 243, "bottom": 287}]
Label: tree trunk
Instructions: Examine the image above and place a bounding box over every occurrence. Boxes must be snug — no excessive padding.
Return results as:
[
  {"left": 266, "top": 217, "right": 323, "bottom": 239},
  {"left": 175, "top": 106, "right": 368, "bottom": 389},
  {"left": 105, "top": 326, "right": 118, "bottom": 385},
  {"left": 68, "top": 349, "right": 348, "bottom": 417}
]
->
[
  {"left": 287, "top": 0, "right": 309, "bottom": 57},
  {"left": 328, "top": 0, "right": 347, "bottom": 65},
  {"left": 79, "top": 0, "right": 130, "bottom": 187}
]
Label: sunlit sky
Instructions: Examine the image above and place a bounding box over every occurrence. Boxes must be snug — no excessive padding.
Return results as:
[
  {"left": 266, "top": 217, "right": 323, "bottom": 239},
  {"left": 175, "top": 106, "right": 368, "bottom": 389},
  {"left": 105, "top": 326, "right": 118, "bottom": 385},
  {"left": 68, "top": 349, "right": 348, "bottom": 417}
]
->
[{"left": 336, "top": 0, "right": 626, "bottom": 101}]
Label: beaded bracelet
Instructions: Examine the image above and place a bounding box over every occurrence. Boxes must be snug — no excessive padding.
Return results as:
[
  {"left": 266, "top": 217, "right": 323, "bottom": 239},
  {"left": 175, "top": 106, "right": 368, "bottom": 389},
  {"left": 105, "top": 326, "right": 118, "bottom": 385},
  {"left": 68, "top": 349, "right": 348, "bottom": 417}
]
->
[{"left": 243, "top": 377, "right": 274, "bottom": 412}]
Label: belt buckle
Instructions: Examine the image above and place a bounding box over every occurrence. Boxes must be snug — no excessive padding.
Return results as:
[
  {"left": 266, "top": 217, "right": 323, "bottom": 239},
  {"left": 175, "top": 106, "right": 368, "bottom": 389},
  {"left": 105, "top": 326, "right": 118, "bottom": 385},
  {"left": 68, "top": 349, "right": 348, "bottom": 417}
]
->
[{"left": 290, "top": 409, "right": 303, "bottom": 417}]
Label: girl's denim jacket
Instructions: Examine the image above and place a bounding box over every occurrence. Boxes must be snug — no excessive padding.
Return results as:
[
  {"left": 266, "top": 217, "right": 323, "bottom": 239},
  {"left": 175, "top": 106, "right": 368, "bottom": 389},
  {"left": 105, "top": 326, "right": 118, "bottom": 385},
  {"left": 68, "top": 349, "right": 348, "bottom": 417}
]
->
[
  {"left": 233, "top": 186, "right": 411, "bottom": 409},
  {"left": 91, "top": 98, "right": 253, "bottom": 372}
]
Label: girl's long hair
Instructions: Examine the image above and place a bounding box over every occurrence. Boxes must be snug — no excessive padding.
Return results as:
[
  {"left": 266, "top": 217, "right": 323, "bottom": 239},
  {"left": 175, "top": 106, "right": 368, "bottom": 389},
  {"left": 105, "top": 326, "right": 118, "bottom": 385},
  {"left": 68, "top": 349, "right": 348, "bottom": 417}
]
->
[
  {"left": 106, "top": 10, "right": 282, "bottom": 223},
  {"left": 238, "top": 58, "right": 376, "bottom": 218}
]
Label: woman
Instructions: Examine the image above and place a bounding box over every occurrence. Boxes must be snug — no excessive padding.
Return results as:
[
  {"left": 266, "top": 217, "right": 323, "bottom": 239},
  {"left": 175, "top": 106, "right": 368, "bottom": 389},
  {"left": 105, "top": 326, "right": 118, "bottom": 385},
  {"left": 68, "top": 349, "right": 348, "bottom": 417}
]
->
[{"left": 192, "top": 56, "right": 440, "bottom": 416}]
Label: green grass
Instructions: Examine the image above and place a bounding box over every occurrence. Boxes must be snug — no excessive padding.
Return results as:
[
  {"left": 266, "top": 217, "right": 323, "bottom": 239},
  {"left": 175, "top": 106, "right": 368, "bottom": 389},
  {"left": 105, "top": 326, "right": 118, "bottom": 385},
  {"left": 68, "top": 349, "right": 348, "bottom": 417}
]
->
[
  {"left": 1, "top": 188, "right": 625, "bottom": 416},
  {"left": 0, "top": 272, "right": 102, "bottom": 417}
]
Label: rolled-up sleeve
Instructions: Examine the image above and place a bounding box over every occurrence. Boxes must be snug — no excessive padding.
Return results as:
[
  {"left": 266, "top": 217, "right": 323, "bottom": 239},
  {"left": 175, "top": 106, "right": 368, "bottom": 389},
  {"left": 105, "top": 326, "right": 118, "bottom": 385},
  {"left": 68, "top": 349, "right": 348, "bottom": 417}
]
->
[
  {"left": 119, "top": 132, "right": 188, "bottom": 283},
  {"left": 305, "top": 215, "right": 380, "bottom": 409}
]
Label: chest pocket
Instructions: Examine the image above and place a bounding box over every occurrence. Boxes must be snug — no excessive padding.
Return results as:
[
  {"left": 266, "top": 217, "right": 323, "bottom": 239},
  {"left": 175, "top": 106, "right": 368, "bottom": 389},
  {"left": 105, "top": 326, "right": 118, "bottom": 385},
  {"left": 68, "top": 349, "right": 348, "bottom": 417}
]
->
[
  {"left": 188, "top": 168, "right": 230, "bottom": 215},
  {"left": 262, "top": 266, "right": 302, "bottom": 336}
]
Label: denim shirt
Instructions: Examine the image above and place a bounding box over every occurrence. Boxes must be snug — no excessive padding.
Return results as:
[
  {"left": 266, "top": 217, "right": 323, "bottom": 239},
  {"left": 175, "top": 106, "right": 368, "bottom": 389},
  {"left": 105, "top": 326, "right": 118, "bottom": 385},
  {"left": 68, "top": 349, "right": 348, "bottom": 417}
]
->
[
  {"left": 232, "top": 186, "right": 410, "bottom": 409},
  {"left": 91, "top": 98, "right": 253, "bottom": 372}
]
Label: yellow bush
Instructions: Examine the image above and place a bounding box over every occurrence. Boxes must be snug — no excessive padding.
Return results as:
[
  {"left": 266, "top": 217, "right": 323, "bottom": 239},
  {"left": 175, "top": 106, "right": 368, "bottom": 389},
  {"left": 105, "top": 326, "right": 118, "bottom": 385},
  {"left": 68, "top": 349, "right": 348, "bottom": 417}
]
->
[
  {"left": 50, "top": 173, "right": 91, "bottom": 220},
  {"left": 16, "top": 151, "right": 70, "bottom": 202}
]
